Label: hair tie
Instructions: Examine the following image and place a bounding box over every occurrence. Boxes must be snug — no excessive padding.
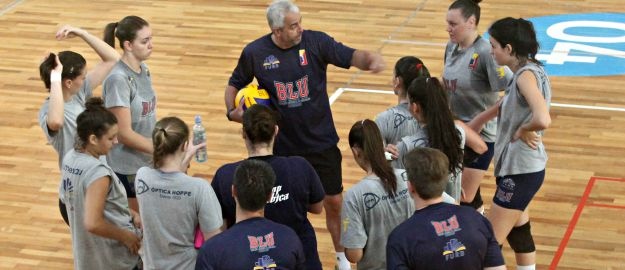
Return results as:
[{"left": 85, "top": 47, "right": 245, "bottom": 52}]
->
[
  {"left": 160, "top": 127, "right": 167, "bottom": 136},
  {"left": 416, "top": 63, "right": 422, "bottom": 70}
]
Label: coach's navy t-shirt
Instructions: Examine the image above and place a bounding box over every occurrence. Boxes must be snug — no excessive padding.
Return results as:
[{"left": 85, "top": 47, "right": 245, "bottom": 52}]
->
[
  {"left": 211, "top": 155, "right": 325, "bottom": 268},
  {"left": 195, "top": 217, "right": 305, "bottom": 270},
  {"left": 228, "top": 30, "right": 355, "bottom": 155},
  {"left": 386, "top": 203, "right": 504, "bottom": 270}
]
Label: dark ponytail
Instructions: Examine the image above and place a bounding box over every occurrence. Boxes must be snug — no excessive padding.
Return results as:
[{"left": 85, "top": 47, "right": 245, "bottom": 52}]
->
[
  {"left": 407, "top": 77, "right": 463, "bottom": 176},
  {"left": 152, "top": 117, "right": 189, "bottom": 168},
  {"left": 349, "top": 119, "right": 397, "bottom": 196},
  {"left": 104, "top": 15, "right": 149, "bottom": 49},
  {"left": 76, "top": 97, "right": 117, "bottom": 149},
  {"left": 39, "top": 51, "right": 86, "bottom": 90}
]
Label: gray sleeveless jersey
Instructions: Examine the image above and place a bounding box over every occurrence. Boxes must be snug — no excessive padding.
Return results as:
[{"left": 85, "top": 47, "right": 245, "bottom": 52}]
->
[
  {"left": 375, "top": 103, "right": 421, "bottom": 145},
  {"left": 61, "top": 149, "right": 139, "bottom": 270},
  {"left": 494, "top": 63, "right": 551, "bottom": 176},
  {"left": 135, "top": 167, "right": 223, "bottom": 270},
  {"left": 103, "top": 61, "right": 156, "bottom": 174},
  {"left": 392, "top": 125, "right": 465, "bottom": 201},
  {"left": 443, "top": 38, "right": 512, "bottom": 142}
]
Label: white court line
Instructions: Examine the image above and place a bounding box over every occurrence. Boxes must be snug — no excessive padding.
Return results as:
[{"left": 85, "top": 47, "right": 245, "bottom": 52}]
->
[
  {"left": 331, "top": 87, "right": 625, "bottom": 112},
  {"left": 0, "top": 0, "right": 23, "bottom": 16}
]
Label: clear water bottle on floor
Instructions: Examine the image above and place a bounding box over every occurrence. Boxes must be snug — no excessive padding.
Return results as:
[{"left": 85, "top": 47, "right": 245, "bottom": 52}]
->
[{"left": 193, "top": 115, "right": 207, "bottom": 162}]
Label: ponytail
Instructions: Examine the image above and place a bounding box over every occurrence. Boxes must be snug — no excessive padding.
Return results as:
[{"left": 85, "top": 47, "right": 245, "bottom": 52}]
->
[
  {"left": 407, "top": 77, "right": 463, "bottom": 176},
  {"left": 349, "top": 119, "right": 397, "bottom": 196}
]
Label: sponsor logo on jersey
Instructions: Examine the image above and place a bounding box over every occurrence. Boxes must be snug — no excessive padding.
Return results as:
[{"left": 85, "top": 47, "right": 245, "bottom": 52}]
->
[
  {"left": 136, "top": 179, "right": 149, "bottom": 195},
  {"left": 274, "top": 76, "right": 310, "bottom": 107},
  {"left": 363, "top": 193, "right": 381, "bottom": 210},
  {"left": 468, "top": 53, "right": 479, "bottom": 70},
  {"left": 253, "top": 255, "right": 277, "bottom": 270},
  {"left": 62, "top": 177, "right": 74, "bottom": 193},
  {"left": 263, "top": 55, "right": 280, "bottom": 70},
  {"left": 393, "top": 113, "right": 411, "bottom": 129},
  {"left": 443, "top": 238, "right": 466, "bottom": 261},
  {"left": 268, "top": 185, "right": 289, "bottom": 204},
  {"left": 248, "top": 232, "right": 276, "bottom": 253},
  {"left": 431, "top": 215, "right": 462, "bottom": 237},
  {"left": 299, "top": 49, "right": 308, "bottom": 66}
]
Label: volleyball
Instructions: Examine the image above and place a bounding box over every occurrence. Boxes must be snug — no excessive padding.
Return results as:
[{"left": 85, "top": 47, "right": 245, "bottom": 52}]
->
[{"left": 234, "top": 84, "right": 271, "bottom": 110}]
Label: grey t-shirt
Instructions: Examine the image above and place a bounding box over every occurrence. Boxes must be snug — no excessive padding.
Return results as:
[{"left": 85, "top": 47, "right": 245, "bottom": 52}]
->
[
  {"left": 375, "top": 103, "right": 421, "bottom": 145},
  {"left": 103, "top": 61, "right": 156, "bottom": 174},
  {"left": 443, "top": 37, "right": 512, "bottom": 142},
  {"left": 39, "top": 78, "right": 92, "bottom": 169},
  {"left": 392, "top": 125, "right": 465, "bottom": 202},
  {"left": 61, "top": 149, "right": 139, "bottom": 270},
  {"left": 494, "top": 63, "right": 551, "bottom": 177},
  {"left": 340, "top": 169, "right": 414, "bottom": 270},
  {"left": 135, "top": 167, "right": 223, "bottom": 270}
]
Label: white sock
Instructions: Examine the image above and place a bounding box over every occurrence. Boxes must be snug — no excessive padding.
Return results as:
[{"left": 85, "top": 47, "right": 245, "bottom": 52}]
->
[
  {"left": 517, "top": 264, "right": 536, "bottom": 270},
  {"left": 336, "top": 252, "right": 351, "bottom": 270}
]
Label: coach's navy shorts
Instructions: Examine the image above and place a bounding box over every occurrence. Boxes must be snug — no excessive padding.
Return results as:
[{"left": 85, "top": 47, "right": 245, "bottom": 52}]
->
[
  {"left": 115, "top": 173, "right": 137, "bottom": 198},
  {"left": 301, "top": 145, "right": 343, "bottom": 195}
]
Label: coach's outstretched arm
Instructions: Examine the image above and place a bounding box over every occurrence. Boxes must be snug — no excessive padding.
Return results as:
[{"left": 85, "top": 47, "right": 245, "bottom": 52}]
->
[{"left": 351, "top": 50, "right": 385, "bottom": 73}]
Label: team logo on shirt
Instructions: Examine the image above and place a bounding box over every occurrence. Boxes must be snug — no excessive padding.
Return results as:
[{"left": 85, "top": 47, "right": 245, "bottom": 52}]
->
[
  {"left": 253, "top": 255, "right": 277, "bottom": 269},
  {"left": 442, "top": 238, "right": 466, "bottom": 261},
  {"left": 431, "top": 215, "right": 462, "bottom": 237},
  {"left": 299, "top": 49, "right": 308, "bottom": 66},
  {"left": 141, "top": 96, "right": 157, "bottom": 117},
  {"left": 468, "top": 53, "right": 479, "bottom": 70},
  {"left": 497, "top": 66, "right": 506, "bottom": 78},
  {"left": 136, "top": 179, "right": 149, "bottom": 195},
  {"left": 248, "top": 232, "right": 276, "bottom": 253},
  {"left": 263, "top": 55, "right": 280, "bottom": 70},
  {"left": 400, "top": 171, "right": 408, "bottom": 182}
]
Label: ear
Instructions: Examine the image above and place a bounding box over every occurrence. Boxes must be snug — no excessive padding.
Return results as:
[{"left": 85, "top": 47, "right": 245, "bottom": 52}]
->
[
  {"left": 181, "top": 140, "right": 189, "bottom": 152},
  {"left": 63, "top": 78, "right": 72, "bottom": 89},
  {"left": 407, "top": 181, "right": 417, "bottom": 198},
  {"left": 351, "top": 146, "right": 361, "bottom": 160},
  {"left": 123, "top": 40, "right": 133, "bottom": 51},
  {"left": 505, "top": 44, "right": 513, "bottom": 56},
  {"left": 88, "top": 134, "right": 98, "bottom": 146},
  {"left": 231, "top": 185, "right": 237, "bottom": 199},
  {"left": 273, "top": 125, "right": 279, "bottom": 137},
  {"left": 467, "top": 15, "right": 477, "bottom": 27},
  {"left": 393, "top": 76, "right": 401, "bottom": 90}
]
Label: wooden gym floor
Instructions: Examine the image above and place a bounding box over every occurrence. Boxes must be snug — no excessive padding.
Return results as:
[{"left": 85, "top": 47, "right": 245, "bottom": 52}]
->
[{"left": 0, "top": 0, "right": 624, "bottom": 269}]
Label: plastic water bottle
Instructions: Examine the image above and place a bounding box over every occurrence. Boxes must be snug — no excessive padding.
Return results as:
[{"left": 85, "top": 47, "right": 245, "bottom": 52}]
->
[{"left": 193, "top": 115, "right": 207, "bottom": 162}]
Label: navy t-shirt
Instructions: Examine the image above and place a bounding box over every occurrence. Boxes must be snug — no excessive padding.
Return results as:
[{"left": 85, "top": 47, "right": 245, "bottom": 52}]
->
[
  {"left": 211, "top": 155, "right": 325, "bottom": 269},
  {"left": 386, "top": 203, "right": 504, "bottom": 270},
  {"left": 228, "top": 30, "right": 356, "bottom": 155},
  {"left": 195, "top": 217, "right": 305, "bottom": 270}
]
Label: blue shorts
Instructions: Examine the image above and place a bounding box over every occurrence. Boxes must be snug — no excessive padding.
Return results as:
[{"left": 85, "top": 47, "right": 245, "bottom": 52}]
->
[
  {"left": 466, "top": 142, "right": 495, "bottom": 170},
  {"left": 493, "top": 170, "right": 545, "bottom": 210},
  {"left": 300, "top": 145, "right": 343, "bottom": 195},
  {"left": 115, "top": 173, "right": 137, "bottom": 198}
]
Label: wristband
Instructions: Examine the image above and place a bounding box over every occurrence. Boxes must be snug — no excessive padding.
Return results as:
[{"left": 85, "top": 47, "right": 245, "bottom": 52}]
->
[{"left": 50, "top": 71, "right": 62, "bottom": 83}]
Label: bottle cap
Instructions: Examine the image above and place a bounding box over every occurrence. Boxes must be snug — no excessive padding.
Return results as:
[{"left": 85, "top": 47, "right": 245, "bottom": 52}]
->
[{"left": 195, "top": 115, "right": 202, "bottom": 124}]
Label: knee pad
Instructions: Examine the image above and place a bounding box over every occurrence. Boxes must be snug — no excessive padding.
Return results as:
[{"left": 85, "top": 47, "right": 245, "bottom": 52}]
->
[
  {"left": 506, "top": 221, "right": 535, "bottom": 253},
  {"left": 460, "top": 187, "right": 483, "bottom": 209}
]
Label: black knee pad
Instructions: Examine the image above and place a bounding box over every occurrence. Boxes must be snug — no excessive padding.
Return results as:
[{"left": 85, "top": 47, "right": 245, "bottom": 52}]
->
[
  {"left": 506, "top": 221, "right": 535, "bottom": 253},
  {"left": 460, "top": 187, "right": 483, "bottom": 209}
]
